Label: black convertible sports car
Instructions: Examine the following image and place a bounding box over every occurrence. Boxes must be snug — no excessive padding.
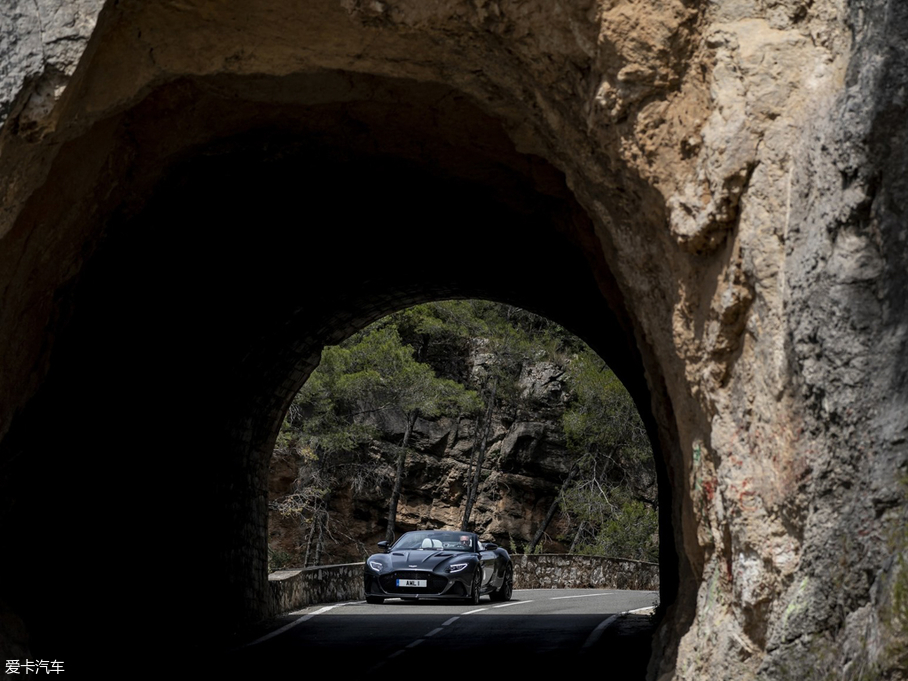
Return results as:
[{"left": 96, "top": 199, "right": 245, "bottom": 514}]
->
[{"left": 363, "top": 530, "right": 513, "bottom": 604}]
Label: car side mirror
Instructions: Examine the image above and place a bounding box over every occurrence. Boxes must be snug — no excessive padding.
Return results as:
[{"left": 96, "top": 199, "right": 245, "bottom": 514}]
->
[
  {"left": 377, "top": 540, "right": 390, "bottom": 553},
  {"left": 483, "top": 542, "right": 499, "bottom": 550}
]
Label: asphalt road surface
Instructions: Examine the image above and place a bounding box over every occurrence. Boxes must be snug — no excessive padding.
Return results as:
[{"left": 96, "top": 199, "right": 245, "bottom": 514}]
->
[{"left": 218, "top": 589, "right": 658, "bottom": 678}]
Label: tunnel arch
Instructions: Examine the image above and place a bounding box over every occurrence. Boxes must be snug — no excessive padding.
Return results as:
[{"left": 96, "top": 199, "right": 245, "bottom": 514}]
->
[
  {"left": 0, "top": 0, "right": 706, "bottom": 665},
  {"left": 264, "top": 295, "right": 665, "bottom": 571},
  {"left": 0, "top": 70, "right": 684, "bottom": 660}
]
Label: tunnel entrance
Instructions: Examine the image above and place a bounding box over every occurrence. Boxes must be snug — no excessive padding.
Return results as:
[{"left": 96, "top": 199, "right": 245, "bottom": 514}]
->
[
  {"left": 266, "top": 299, "right": 660, "bottom": 573},
  {"left": 0, "top": 74, "right": 679, "bottom": 663}
]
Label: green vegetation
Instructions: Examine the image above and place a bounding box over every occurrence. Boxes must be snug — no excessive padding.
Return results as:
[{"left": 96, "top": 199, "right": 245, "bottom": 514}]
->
[
  {"left": 879, "top": 474, "right": 908, "bottom": 676},
  {"left": 270, "top": 300, "right": 657, "bottom": 566},
  {"left": 275, "top": 321, "right": 481, "bottom": 563},
  {"left": 558, "top": 352, "right": 658, "bottom": 562},
  {"left": 268, "top": 545, "right": 293, "bottom": 572}
]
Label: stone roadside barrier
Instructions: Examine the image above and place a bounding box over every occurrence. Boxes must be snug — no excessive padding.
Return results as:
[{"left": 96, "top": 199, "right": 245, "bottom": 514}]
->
[{"left": 267, "top": 554, "right": 659, "bottom": 615}]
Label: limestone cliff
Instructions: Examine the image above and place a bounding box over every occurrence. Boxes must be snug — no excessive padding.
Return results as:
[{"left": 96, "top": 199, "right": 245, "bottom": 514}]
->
[{"left": 268, "top": 351, "right": 580, "bottom": 565}]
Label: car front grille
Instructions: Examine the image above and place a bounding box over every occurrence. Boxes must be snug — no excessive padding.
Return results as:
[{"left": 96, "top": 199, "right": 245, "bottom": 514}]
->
[{"left": 379, "top": 571, "right": 449, "bottom": 595}]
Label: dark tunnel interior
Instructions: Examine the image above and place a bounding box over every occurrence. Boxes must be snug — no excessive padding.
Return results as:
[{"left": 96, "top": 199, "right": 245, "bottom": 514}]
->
[{"left": 0, "top": 79, "right": 678, "bottom": 660}]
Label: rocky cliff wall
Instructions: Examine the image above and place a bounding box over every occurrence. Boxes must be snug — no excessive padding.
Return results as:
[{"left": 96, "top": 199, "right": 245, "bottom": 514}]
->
[
  {"left": 1, "top": 1, "right": 906, "bottom": 678},
  {"left": 269, "top": 356, "right": 583, "bottom": 565}
]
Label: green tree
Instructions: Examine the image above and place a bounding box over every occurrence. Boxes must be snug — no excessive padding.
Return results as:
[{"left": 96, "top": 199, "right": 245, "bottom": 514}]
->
[
  {"left": 380, "top": 300, "right": 552, "bottom": 532},
  {"left": 349, "top": 327, "right": 482, "bottom": 542},
  {"left": 276, "top": 324, "right": 482, "bottom": 555},
  {"left": 553, "top": 351, "right": 658, "bottom": 561},
  {"left": 272, "top": 300, "right": 655, "bottom": 564}
]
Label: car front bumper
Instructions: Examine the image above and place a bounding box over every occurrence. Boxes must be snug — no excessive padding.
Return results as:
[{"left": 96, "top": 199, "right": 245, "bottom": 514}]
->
[{"left": 364, "top": 570, "right": 470, "bottom": 599}]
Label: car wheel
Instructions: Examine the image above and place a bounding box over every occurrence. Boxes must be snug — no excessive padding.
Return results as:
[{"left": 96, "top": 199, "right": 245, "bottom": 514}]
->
[
  {"left": 467, "top": 570, "right": 482, "bottom": 605},
  {"left": 366, "top": 596, "right": 384, "bottom": 604},
  {"left": 490, "top": 564, "right": 513, "bottom": 602}
]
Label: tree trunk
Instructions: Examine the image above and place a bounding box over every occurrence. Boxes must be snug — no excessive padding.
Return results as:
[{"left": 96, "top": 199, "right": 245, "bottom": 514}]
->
[
  {"left": 461, "top": 380, "right": 497, "bottom": 530},
  {"left": 528, "top": 463, "right": 579, "bottom": 552},
  {"left": 569, "top": 520, "right": 587, "bottom": 554},
  {"left": 385, "top": 411, "right": 417, "bottom": 543},
  {"left": 303, "top": 513, "right": 317, "bottom": 566},
  {"left": 314, "top": 508, "right": 325, "bottom": 565}
]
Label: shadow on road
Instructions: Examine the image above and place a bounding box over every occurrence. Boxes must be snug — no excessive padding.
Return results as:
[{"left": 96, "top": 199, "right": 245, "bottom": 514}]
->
[{"left": 211, "top": 609, "right": 656, "bottom": 679}]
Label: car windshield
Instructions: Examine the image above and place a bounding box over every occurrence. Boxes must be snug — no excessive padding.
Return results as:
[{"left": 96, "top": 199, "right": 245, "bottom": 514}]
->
[{"left": 392, "top": 531, "right": 475, "bottom": 552}]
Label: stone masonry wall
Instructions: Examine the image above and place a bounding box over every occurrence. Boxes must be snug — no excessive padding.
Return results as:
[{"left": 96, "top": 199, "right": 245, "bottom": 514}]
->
[
  {"left": 268, "top": 564, "right": 366, "bottom": 617},
  {"left": 513, "top": 555, "right": 660, "bottom": 592},
  {"left": 267, "top": 555, "right": 659, "bottom": 615}
]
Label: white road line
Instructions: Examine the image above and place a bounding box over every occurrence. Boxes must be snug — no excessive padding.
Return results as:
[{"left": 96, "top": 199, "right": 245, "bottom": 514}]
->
[
  {"left": 425, "top": 627, "right": 444, "bottom": 637},
  {"left": 492, "top": 600, "right": 533, "bottom": 609},
  {"left": 243, "top": 602, "right": 355, "bottom": 647},
  {"left": 584, "top": 613, "right": 622, "bottom": 648},
  {"left": 442, "top": 616, "right": 460, "bottom": 626},
  {"left": 582, "top": 606, "right": 655, "bottom": 649},
  {"left": 406, "top": 639, "right": 424, "bottom": 649},
  {"left": 462, "top": 607, "right": 489, "bottom": 615},
  {"left": 371, "top": 648, "right": 403, "bottom": 673},
  {"left": 551, "top": 593, "right": 614, "bottom": 600}
]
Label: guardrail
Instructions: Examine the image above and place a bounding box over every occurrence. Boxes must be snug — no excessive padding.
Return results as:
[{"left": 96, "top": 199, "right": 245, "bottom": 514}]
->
[
  {"left": 267, "top": 563, "right": 365, "bottom": 618},
  {"left": 512, "top": 554, "right": 659, "bottom": 591},
  {"left": 266, "top": 554, "right": 659, "bottom": 616}
]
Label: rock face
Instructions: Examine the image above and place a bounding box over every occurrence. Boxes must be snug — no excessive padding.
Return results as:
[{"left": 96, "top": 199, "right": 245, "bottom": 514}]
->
[
  {"left": 268, "top": 356, "right": 578, "bottom": 565},
  {"left": 1, "top": 1, "right": 906, "bottom": 678}
]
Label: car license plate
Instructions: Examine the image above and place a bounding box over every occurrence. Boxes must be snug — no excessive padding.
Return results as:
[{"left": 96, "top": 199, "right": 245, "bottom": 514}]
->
[{"left": 397, "top": 578, "right": 426, "bottom": 587}]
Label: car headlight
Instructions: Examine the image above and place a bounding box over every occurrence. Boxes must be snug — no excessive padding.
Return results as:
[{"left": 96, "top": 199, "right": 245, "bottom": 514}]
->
[
  {"left": 448, "top": 563, "right": 468, "bottom": 573},
  {"left": 369, "top": 561, "right": 384, "bottom": 572}
]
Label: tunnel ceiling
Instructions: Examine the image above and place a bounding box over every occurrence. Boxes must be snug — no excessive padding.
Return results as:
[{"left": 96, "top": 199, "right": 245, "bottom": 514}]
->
[{"left": 40, "top": 72, "right": 652, "bottom": 424}]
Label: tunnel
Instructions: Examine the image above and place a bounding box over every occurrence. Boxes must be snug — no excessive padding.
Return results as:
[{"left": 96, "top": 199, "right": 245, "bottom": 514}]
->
[
  {"left": 0, "top": 71, "right": 683, "bottom": 664},
  {"left": 6, "top": 0, "right": 908, "bottom": 677}
]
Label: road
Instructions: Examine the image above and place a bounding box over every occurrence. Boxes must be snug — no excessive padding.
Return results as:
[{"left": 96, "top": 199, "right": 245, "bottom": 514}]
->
[{"left": 218, "top": 589, "right": 657, "bottom": 677}]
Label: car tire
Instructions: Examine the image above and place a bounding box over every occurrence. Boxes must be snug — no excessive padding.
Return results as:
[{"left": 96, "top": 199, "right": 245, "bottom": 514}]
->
[
  {"left": 366, "top": 596, "right": 384, "bottom": 604},
  {"left": 467, "top": 570, "right": 482, "bottom": 605},
  {"left": 489, "top": 564, "right": 513, "bottom": 602}
]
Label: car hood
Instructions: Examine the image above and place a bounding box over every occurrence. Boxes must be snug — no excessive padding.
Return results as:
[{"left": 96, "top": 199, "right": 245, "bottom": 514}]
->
[{"left": 383, "top": 550, "right": 471, "bottom": 570}]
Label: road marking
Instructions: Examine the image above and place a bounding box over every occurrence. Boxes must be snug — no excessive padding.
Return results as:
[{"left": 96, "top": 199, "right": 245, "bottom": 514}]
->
[
  {"left": 582, "top": 606, "right": 656, "bottom": 649},
  {"left": 244, "top": 602, "right": 355, "bottom": 647},
  {"left": 376, "top": 618, "right": 450, "bottom": 672},
  {"left": 551, "top": 593, "right": 614, "bottom": 600},
  {"left": 384, "top": 599, "right": 529, "bottom": 667},
  {"left": 462, "top": 607, "right": 489, "bottom": 615},
  {"left": 584, "top": 613, "right": 622, "bottom": 648}
]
